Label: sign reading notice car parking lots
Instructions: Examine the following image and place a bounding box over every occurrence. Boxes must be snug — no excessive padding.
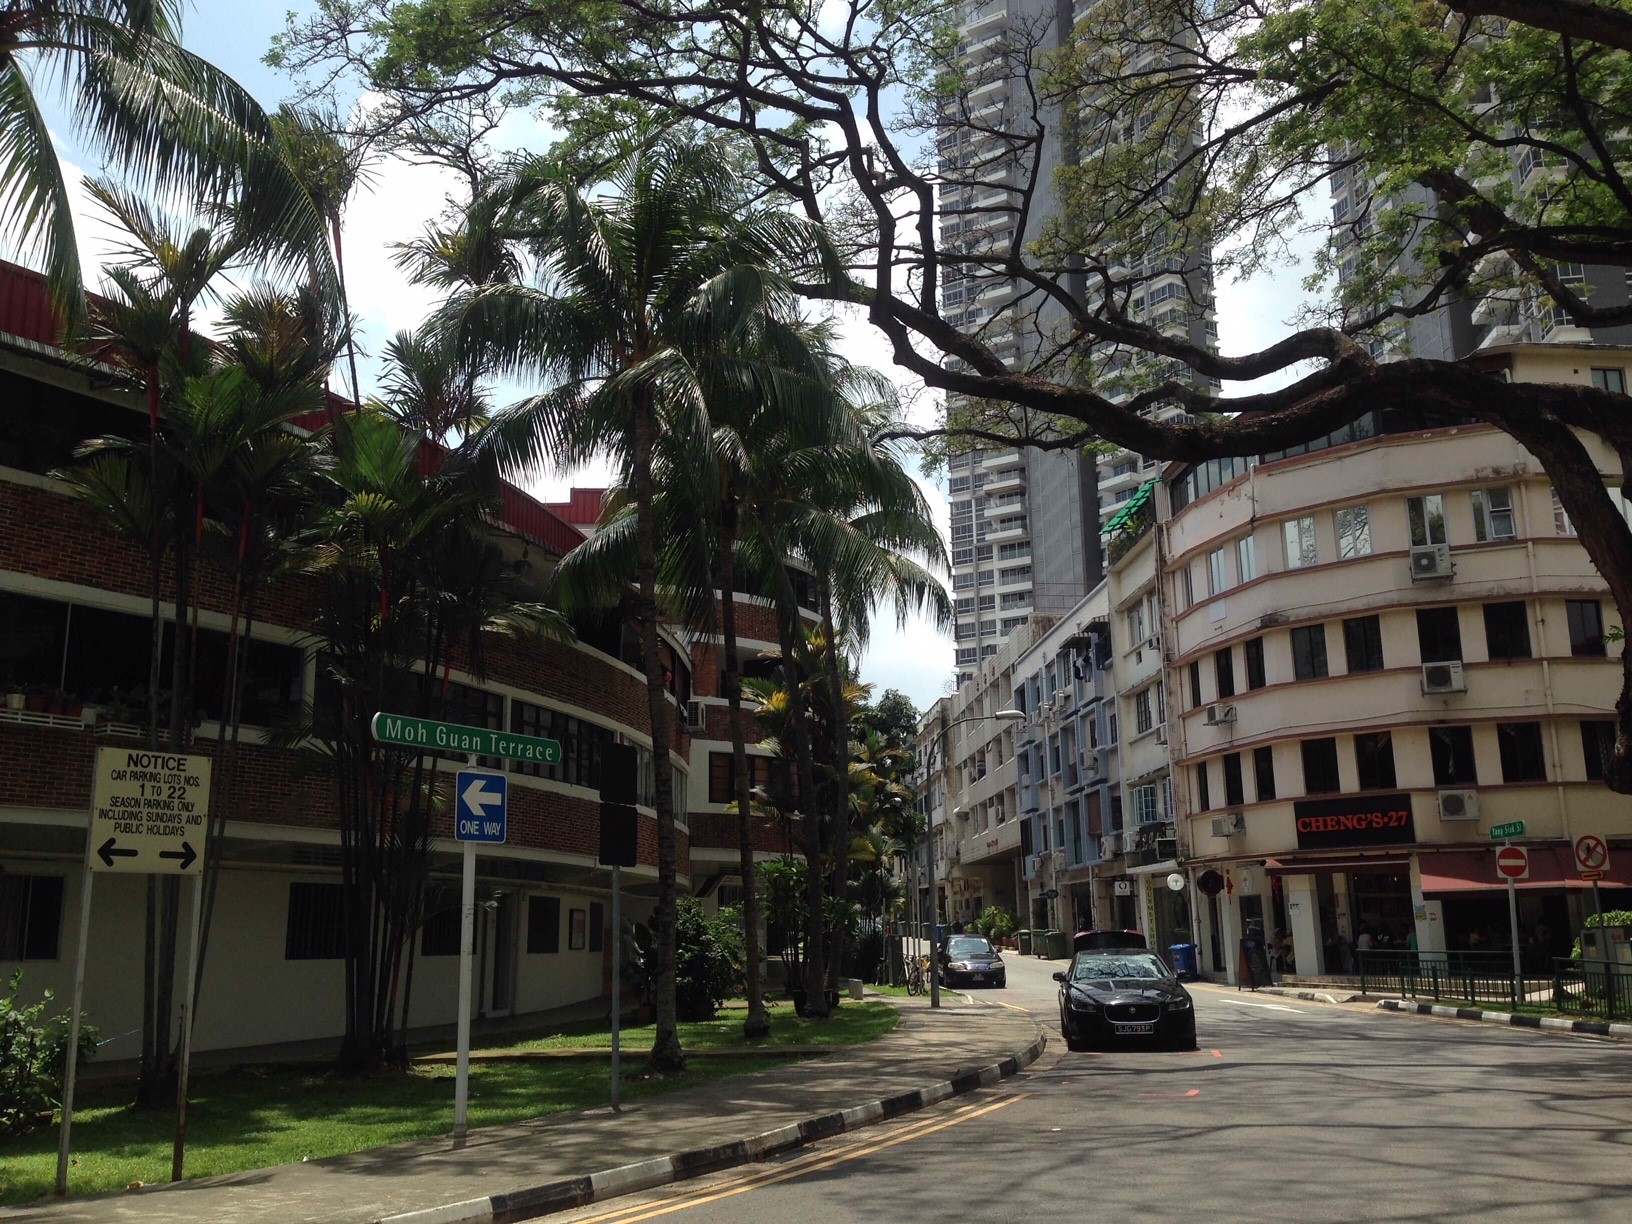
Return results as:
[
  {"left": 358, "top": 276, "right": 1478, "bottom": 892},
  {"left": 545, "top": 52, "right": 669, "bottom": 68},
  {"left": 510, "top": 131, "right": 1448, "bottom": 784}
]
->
[{"left": 88, "top": 747, "right": 212, "bottom": 873}]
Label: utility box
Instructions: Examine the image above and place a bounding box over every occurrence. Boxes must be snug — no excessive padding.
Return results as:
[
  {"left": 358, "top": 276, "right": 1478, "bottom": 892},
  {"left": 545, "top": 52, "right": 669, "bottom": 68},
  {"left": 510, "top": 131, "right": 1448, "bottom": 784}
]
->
[{"left": 1581, "top": 925, "right": 1632, "bottom": 965}]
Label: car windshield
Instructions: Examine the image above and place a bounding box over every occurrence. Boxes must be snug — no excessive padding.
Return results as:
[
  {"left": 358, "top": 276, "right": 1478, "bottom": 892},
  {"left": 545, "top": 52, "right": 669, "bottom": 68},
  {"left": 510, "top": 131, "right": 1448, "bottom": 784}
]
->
[
  {"left": 1072, "top": 953, "right": 1167, "bottom": 981},
  {"left": 947, "top": 937, "right": 994, "bottom": 957}
]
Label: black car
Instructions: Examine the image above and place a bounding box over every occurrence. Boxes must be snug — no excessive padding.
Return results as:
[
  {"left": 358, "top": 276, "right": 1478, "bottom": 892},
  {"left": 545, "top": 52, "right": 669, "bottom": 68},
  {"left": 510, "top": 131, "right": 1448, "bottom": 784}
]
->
[
  {"left": 939, "top": 935, "right": 1007, "bottom": 988},
  {"left": 1053, "top": 949, "right": 1196, "bottom": 1051}
]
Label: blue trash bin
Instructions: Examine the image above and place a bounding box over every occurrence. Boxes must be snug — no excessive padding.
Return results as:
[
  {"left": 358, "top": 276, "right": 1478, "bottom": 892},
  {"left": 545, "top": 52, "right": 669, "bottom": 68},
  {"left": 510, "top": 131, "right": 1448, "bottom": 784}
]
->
[{"left": 1168, "top": 942, "right": 1199, "bottom": 980}]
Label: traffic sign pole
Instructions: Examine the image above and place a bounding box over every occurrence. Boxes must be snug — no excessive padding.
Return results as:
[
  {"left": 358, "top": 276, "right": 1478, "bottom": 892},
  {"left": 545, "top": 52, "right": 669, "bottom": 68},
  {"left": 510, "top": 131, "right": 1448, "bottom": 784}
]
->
[
  {"left": 610, "top": 864, "right": 622, "bottom": 1113},
  {"left": 452, "top": 836, "right": 476, "bottom": 1147},
  {"left": 172, "top": 870, "right": 205, "bottom": 1180},
  {"left": 1506, "top": 867, "right": 1523, "bottom": 1005},
  {"left": 54, "top": 861, "right": 94, "bottom": 1196}
]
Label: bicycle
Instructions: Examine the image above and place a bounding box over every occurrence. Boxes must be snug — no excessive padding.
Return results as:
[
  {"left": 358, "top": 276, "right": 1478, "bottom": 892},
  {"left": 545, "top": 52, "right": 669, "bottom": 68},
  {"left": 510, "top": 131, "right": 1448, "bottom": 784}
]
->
[{"left": 905, "top": 954, "right": 926, "bottom": 996}]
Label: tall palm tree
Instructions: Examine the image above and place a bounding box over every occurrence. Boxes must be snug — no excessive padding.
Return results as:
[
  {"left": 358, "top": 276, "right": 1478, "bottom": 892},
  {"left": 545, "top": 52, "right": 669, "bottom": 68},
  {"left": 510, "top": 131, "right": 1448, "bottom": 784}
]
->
[
  {"left": 453, "top": 131, "right": 830, "bottom": 1070},
  {"left": 0, "top": 0, "right": 334, "bottom": 330}
]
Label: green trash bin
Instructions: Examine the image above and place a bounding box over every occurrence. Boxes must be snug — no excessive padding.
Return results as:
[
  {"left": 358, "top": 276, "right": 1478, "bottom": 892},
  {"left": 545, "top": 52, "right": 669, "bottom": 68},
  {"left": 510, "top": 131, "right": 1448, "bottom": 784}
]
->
[
  {"left": 1016, "top": 929, "right": 1033, "bottom": 956},
  {"left": 1040, "top": 929, "right": 1067, "bottom": 959}
]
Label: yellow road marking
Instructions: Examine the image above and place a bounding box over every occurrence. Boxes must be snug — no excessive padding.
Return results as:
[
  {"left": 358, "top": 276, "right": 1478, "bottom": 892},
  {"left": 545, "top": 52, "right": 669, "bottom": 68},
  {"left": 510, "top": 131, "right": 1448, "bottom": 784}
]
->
[
  {"left": 576, "top": 1094, "right": 1028, "bottom": 1223},
  {"left": 990, "top": 999, "right": 1033, "bottom": 1014}
]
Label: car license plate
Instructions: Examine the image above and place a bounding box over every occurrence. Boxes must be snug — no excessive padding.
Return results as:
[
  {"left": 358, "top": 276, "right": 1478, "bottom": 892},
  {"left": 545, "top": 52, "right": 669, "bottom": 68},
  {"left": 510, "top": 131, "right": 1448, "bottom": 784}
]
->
[
  {"left": 1114, "top": 1023, "right": 1154, "bottom": 1035},
  {"left": 971, "top": 973, "right": 985, "bottom": 981}
]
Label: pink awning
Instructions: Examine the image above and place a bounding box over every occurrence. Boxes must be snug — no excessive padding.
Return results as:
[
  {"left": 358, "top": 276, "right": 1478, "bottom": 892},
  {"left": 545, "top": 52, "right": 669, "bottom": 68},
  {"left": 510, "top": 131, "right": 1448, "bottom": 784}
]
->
[{"left": 1418, "top": 846, "right": 1632, "bottom": 893}]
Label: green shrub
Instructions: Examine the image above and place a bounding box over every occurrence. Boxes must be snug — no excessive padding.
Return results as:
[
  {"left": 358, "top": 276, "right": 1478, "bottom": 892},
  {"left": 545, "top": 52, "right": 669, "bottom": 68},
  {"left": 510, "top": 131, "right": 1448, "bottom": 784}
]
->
[
  {"left": 977, "top": 905, "right": 1017, "bottom": 943},
  {"left": 658, "top": 898, "right": 741, "bottom": 1022},
  {"left": 0, "top": 970, "right": 98, "bottom": 1137}
]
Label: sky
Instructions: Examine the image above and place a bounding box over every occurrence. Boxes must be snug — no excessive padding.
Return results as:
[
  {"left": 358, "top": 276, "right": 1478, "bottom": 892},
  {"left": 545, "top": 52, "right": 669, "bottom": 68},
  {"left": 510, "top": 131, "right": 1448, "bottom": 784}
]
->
[{"left": 24, "top": 0, "right": 1318, "bottom": 717}]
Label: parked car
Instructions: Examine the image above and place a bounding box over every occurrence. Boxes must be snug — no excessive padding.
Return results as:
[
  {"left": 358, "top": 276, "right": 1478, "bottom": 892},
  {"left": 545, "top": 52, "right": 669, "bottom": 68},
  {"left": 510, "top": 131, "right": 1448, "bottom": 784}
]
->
[
  {"left": 939, "top": 934, "right": 1007, "bottom": 988},
  {"left": 1053, "top": 949, "right": 1196, "bottom": 1051}
]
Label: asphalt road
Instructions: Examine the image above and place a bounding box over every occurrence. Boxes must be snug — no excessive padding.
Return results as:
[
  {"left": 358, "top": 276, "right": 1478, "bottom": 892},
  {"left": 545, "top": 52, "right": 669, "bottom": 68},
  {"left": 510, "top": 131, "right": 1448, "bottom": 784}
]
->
[{"left": 553, "top": 953, "right": 1632, "bottom": 1223}]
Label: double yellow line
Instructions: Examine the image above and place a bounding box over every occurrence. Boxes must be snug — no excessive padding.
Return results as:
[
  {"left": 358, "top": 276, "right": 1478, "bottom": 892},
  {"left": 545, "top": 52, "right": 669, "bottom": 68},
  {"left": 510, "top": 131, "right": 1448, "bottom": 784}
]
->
[{"left": 573, "top": 1093, "right": 1028, "bottom": 1223}]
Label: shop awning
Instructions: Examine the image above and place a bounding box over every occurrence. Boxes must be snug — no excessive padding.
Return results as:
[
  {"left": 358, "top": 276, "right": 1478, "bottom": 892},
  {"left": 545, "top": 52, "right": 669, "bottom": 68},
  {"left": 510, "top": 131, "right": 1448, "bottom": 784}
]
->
[
  {"left": 1101, "top": 479, "right": 1157, "bottom": 534},
  {"left": 1264, "top": 855, "right": 1409, "bottom": 876},
  {"left": 1419, "top": 847, "right": 1632, "bottom": 893}
]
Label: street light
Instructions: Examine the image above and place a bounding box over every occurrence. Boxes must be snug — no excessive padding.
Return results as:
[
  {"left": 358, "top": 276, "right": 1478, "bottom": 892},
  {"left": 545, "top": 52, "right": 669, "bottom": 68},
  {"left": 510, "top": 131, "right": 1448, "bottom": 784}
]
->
[{"left": 930, "top": 706, "right": 1025, "bottom": 1008}]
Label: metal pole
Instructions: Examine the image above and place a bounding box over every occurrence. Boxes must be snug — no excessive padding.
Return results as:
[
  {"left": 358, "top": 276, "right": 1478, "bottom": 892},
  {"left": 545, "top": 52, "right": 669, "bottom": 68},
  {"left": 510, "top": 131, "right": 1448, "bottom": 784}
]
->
[
  {"left": 1506, "top": 870, "right": 1523, "bottom": 1005},
  {"left": 55, "top": 861, "right": 95, "bottom": 1196},
  {"left": 171, "top": 870, "right": 205, "bottom": 1181},
  {"left": 452, "top": 839, "right": 476, "bottom": 1146},
  {"left": 610, "top": 864, "right": 622, "bottom": 1113},
  {"left": 929, "top": 719, "right": 949, "bottom": 1008}
]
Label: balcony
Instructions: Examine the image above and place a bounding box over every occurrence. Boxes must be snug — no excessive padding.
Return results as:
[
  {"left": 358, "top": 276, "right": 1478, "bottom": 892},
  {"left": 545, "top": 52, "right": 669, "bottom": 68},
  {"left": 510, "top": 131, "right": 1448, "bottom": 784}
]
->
[
  {"left": 986, "top": 519, "right": 1028, "bottom": 544},
  {"left": 983, "top": 492, "right": 1026, "bottom": 518},
  {"left": 984, "top": 467, "right": 1024, "bottom": 494}
]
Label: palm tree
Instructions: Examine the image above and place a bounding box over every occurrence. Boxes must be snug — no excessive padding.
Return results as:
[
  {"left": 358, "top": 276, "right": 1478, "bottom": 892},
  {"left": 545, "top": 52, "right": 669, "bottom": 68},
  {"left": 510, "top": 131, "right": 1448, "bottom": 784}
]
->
[
  {"left": 452, "top": 130, "right": 830, "bottom": 1070},
  {"left": 0, "top": 0, "right": 334, "bottom": 330}
]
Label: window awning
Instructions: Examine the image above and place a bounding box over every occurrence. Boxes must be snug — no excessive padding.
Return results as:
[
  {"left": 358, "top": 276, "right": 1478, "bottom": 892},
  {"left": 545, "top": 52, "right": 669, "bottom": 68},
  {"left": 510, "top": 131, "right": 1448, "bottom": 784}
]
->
[
  {"left": 1264, "top": 855, "right": 1410, "bottom": 877},
  {"left": 1419, "top": 847, "right": 1632, "bottom": 893},
  {"left": 1101, "top": 479, "right": 1157, "bottom": 535}
]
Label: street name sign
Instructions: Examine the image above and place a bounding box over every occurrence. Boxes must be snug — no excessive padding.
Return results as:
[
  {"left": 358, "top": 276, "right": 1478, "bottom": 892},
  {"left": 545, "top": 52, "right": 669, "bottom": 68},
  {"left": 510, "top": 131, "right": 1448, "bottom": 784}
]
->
[
  {"left": 455, "top": 770, "right": 507, "bottom": 843},
  {"left": 1495, "top": 845, "right": 1530, "bottom": 880},
  {"left": 1574, "top": 833, "right": 1610, "bottom": 874},
  {"left": 89, "top": 747, "right": 211, "bottom": 874},
  {"left": 371, "top": 712, "right": 561, "bottom": 764},
  {"left": 1489, "top": 821, "right": 1526, "bottom": 841}
]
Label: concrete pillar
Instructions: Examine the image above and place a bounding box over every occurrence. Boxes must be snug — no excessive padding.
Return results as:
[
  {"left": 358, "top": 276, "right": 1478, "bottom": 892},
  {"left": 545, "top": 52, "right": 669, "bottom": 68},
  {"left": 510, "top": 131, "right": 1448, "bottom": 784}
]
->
[
  {"left": 1284, "top": 873, "right": 1323, "bottom": 976},
  {"left": 1409, "top": 854, "right": 1447, "bottom": 958},
  {"left": 1220, "top": 880, "right": 1241, "bottom": 986}
]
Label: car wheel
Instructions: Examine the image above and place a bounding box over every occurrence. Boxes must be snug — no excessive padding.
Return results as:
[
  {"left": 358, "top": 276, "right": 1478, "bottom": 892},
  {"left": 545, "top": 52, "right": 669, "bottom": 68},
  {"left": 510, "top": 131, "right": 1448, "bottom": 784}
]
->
[{"left": 995, "top": 975, "right": 1006, "bottom": 989}]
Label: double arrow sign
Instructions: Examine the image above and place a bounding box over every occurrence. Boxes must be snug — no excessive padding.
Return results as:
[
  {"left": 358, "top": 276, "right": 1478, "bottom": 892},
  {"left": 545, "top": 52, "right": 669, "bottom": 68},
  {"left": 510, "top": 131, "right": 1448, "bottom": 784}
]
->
[{"left": 96, "top": 838, "right": 197, "bottom": 871}]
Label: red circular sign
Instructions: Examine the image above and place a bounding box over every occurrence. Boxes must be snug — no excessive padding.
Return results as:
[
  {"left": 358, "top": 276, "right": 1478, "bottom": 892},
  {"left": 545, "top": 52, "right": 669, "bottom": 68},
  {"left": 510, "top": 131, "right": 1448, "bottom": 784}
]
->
[
  {"left": 1575, "top": 835, "right": 1608, "bottom": 870},
  {"left": 1496, "top": 846, "right": 1529, "bottom": 879}
]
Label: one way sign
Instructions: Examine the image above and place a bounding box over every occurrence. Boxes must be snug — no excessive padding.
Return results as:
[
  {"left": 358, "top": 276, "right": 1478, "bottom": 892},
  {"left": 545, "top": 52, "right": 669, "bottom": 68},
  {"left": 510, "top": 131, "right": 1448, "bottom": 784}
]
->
[{"left": 455, "top": 770, "right": 507, "bottom": 843}]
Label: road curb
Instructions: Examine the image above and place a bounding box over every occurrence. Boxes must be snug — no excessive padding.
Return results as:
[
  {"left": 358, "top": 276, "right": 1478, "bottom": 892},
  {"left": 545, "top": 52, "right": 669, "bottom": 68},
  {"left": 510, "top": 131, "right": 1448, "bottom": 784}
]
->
[
  {"left": 1376, "top": 998, "right": 1632, "bottom": 1039},
  {"left": 1251, "top": 987, "right": 1366, "bottom": 1005},
  {"left": 375, "top": 1028, "right": 1048, "bottom": 1224}
]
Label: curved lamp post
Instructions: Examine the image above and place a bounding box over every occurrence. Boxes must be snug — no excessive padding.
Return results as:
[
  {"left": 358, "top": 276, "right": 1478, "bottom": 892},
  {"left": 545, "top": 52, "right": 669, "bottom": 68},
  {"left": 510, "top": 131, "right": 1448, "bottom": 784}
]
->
[{"left": 930, "top": 706, "right": 1026, "bottom": 1008}]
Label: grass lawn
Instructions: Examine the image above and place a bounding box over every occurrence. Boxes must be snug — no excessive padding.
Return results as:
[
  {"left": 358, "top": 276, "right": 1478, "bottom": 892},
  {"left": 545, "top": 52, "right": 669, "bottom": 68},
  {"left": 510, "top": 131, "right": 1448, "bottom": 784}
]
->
[
  {"left": 486, "top": 999, "right": 898, "bottom": 1052},
  {"left": 0, "top": 1000, "right": 898, "bottom": 1207}
]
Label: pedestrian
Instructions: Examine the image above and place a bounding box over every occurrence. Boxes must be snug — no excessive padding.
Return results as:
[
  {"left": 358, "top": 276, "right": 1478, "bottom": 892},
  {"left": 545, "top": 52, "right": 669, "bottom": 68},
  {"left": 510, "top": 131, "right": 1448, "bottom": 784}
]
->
[{"left": 1356, "top": 925, "right": 1374, "bottom": 952}]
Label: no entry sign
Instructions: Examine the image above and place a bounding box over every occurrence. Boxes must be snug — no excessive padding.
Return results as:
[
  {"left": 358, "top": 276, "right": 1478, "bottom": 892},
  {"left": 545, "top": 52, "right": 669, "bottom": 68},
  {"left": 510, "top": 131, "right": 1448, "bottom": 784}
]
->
[{"left": 1496, "top": 845, "right": 1530, "bottom": 880}]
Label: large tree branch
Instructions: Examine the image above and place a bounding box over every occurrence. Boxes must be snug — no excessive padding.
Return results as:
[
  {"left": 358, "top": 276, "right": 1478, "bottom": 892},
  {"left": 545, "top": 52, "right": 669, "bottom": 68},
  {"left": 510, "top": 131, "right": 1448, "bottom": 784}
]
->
[{"left": 1443, "top": 0, "right": 1632, "bottom": 53}]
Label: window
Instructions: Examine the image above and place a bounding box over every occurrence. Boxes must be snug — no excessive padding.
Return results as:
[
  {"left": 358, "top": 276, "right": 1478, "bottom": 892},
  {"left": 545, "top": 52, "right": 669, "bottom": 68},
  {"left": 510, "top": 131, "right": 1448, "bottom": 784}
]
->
[
  {"left": 1301, "top": 738, "right": 1341, "bottom": 794},
  {"left": 1133, "top": 784, "right": 1159, "bottom": 826},
  {"left": 1223, "top": 753, "right": 1245, "bottom": 806},
  {"left": 1354, "top": 732, "right": 1397, "bottom": 790},
  {"left": 1407, "top": 494, "right": 1448, "bottom": 547},
  {"left": 1195, "top": 761, "right": 1211, "bottom": 810},
  {"left": 955, "top": 597, "right": 975, "bottom": 615},
  {"left": 1236, "top": 535, "right": 1257, "bottom": 583},
  {"left": 1591, "top": 367, "right": 1627, "bottom": 394},
  {"left": 1207, "top": 547, "right": 1227, "bottom": 595},
  {"left": 1244, "top": 637, "right": 1266, "bottom": 690},
  {"left": 0, "top": 874, "right": 63, "bottom": 960},
  {"left": 1483, "top": 602, "right": 1532, "bottom": 660},
  {"left": 1215, "top": 647, "right": 1236, "bottom": 698},
  {"left": 1135, "top": 688, "right": 1154, "bottom": 734},
  {"left": 1497, "top": 722, "right": 1547, "bottom": 782},
  {"left": 1567, "top": 599, "right": 1606, "bottom": 656},
  {"left": 1283, "top": 516, "right": 1317, "bottom": 569},
  {"left": 1581, "top": 720, "right": 1615, "bottom": 781},
  {"left": 1342, "top": 615, "right": 1384, "bottom": 673},
  {"left": 1180, "top": 564, "right": 1195, "bottom": 609},
  {"left": 527, "top": 896, "right": 562, "bottom": 954},
  {"left": 1471, "top": 487, "right": 1516, "bottom": 541},
  {"left": 1429, "top": 725, "right": 1478, "bottom": 786},
  {"left": 953, "top": 572, "right": 974, "bottom": 591},
  {"left": 708, "top": 752, "right": 775, "bottom": 804},
  {"left": 1291, "top": 624, "right": 1329, "bottom": 680},
  {"left": 1552, "top": 487, "right": 1578, "bottom": 536},
  {"left": 285, "top": 882, "right": 345, "bottom": 960},
  {"left": 1188, "top": 660, "right": 1203, "bottom": 709},
  {"left": 1254, "top": 746, "right": 1276, "bottom": 802},
  {"left": 1129, "top": 602, "right": 1146, "bottom": 643},
  {"left": 1335, "top": 506, "right": 1372, "bottom": 558},
  {"left": 1416, "top": 607, "right": 1463, "bottom": 663},
  {"left": 420, "top": 902, "right": 460, "bottom": 956},
  {"left": 998, "top": 542, "right": 1030, "bottom": 559}
]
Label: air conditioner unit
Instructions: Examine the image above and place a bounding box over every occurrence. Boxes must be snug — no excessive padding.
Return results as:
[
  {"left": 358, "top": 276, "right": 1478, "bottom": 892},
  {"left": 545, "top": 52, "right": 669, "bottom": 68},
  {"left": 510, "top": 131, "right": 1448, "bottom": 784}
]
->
[
  {"left": 1410, "top": 543, "right": 1454, "bottom": 580},
  {"left": 683, "top": 699, "right": 708, "bottom": 730},
  {"left": 1054, "top": 688, "right": 1072, "bottom": 707},
  {"left": 1422, "top": 660, "right": 1467, "bottom": 693},
  {"left": 1083, "top": 750, "right": 1100, "bottom": 776},
  {"left": 1145, "top": 634, "right": 1160, "bottom": 651},
  {"left": 1100, "top": 833, "right": 1124, "bottom": 858},
  {"left": 1210, "top": 811, "right": 1246, "bottom": 837},
  {"left": 1155, "top": 725, "right": 1168, "bottom": 745},
  {"left": 1437, "top": 789, "right": 1480, "bottom": 821},
  {"left": 1204, "top": 703, "right": 1237, "bottom": 726}
]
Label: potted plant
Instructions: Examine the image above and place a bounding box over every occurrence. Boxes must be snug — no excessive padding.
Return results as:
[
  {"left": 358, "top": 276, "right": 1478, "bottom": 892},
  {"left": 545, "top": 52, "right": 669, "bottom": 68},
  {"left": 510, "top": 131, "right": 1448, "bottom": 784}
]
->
[
  {"left": 3, "top": 687, "right": 22, "bottom": 713},
  {"left": 22, "top": 684, "right": 47, "bottom": 714}
]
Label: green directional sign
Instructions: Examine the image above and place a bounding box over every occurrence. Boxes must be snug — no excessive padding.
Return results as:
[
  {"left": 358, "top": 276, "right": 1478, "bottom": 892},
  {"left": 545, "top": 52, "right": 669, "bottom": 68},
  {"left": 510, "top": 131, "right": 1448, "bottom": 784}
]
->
[
  {"left": 371, "top": 713, "right": 562, "bottom": 764},
  {"left": 1489, "top": 820, "right": 1526, "bottom": 841}
]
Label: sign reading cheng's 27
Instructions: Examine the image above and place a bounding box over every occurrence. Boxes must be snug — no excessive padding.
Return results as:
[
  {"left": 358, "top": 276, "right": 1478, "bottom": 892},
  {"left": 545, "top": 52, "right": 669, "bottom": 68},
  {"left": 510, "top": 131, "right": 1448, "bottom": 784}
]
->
[{"left": 1292, "top": 794, "right": 1416, "bottom": 850}]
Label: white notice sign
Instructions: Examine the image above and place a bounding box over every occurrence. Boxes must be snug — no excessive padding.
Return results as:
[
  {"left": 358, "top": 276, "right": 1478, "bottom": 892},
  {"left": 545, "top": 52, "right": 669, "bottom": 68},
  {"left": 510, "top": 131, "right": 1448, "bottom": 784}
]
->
[{"left": 88, "top": 746, "right": 212, "bottom": 873}]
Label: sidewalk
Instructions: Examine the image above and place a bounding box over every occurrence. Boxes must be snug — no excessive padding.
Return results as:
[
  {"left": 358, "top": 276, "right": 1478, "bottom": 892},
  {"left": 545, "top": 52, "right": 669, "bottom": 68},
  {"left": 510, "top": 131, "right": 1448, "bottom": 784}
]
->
[{"left": 3, "top": 995, "right": 1044, "bottom": 1224}]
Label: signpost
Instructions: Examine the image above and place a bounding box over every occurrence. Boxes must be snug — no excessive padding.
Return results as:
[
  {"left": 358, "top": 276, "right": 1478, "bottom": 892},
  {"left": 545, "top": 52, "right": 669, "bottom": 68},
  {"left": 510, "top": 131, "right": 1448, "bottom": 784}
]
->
[
  {"left": 1575, "top": 834, "right": 1611, "bottom": 944},
  {"left": 451, "top": 769, "right": 507, "bottom": 1147},
  {"left": 1488, "top": 820, "right": 1526, "bottom": 842},
  {"left": 1495, "top": 843, "right": 1528, "bottom": 1006},
  {"left": 370, "top": 713, "right": 561, "bottom": 764},
  {"left": 59, "top": 748, "right": 213, "bottom": 1195}
]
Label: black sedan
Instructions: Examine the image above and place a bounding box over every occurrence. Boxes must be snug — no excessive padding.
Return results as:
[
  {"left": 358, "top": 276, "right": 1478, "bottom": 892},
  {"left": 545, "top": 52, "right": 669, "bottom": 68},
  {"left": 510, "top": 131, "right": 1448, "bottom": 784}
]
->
[
  {"left": 939, "top": 935, "right": 1007, "bottom": 988},
  {"left": 1053, "top": 949, "right": 1196, "bottom": 1051}
]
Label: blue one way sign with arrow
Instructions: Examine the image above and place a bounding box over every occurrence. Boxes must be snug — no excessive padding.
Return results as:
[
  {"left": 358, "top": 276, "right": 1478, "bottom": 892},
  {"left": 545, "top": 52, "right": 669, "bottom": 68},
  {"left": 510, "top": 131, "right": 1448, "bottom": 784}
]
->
[{"left": 455, "top": 770, "right": 507, "bottom": 843}]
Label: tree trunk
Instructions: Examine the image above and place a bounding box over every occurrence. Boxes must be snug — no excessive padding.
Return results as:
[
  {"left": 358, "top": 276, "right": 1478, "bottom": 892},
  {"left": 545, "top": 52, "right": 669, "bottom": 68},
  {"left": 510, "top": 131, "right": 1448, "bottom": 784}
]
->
[
  {"left": 817, "top": 580, "right": 853, "bottom": 996},
  {"left": 717, "top": 495, "right": 769, "bottom": 1039},
  {"left": 776, "top": 610, "right": 828, "bottom": 1018},
  {"left": 632, "top": 399, "right": 685, "bottom": 1071}
]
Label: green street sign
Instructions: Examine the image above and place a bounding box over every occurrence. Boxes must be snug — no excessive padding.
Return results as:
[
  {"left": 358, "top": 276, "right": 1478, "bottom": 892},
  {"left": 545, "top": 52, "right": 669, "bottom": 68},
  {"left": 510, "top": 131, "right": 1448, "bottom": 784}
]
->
[
  {"left": 371, "top": 713, "right": 562, "bottom": 764},
  {"left": 1489, "top": 820, "right": 1526, "bottom": 841}
]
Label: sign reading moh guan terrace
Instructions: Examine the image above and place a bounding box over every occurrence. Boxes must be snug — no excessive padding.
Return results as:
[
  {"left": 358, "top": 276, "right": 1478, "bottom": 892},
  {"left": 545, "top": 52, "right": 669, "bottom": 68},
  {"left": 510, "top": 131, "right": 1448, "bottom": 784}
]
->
[
  {"left": 1293, "top": 793, "right": 1416, "bottom": 851},
  {"left": 370, "top": 713, "right": 562, "bottom": 764}
]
